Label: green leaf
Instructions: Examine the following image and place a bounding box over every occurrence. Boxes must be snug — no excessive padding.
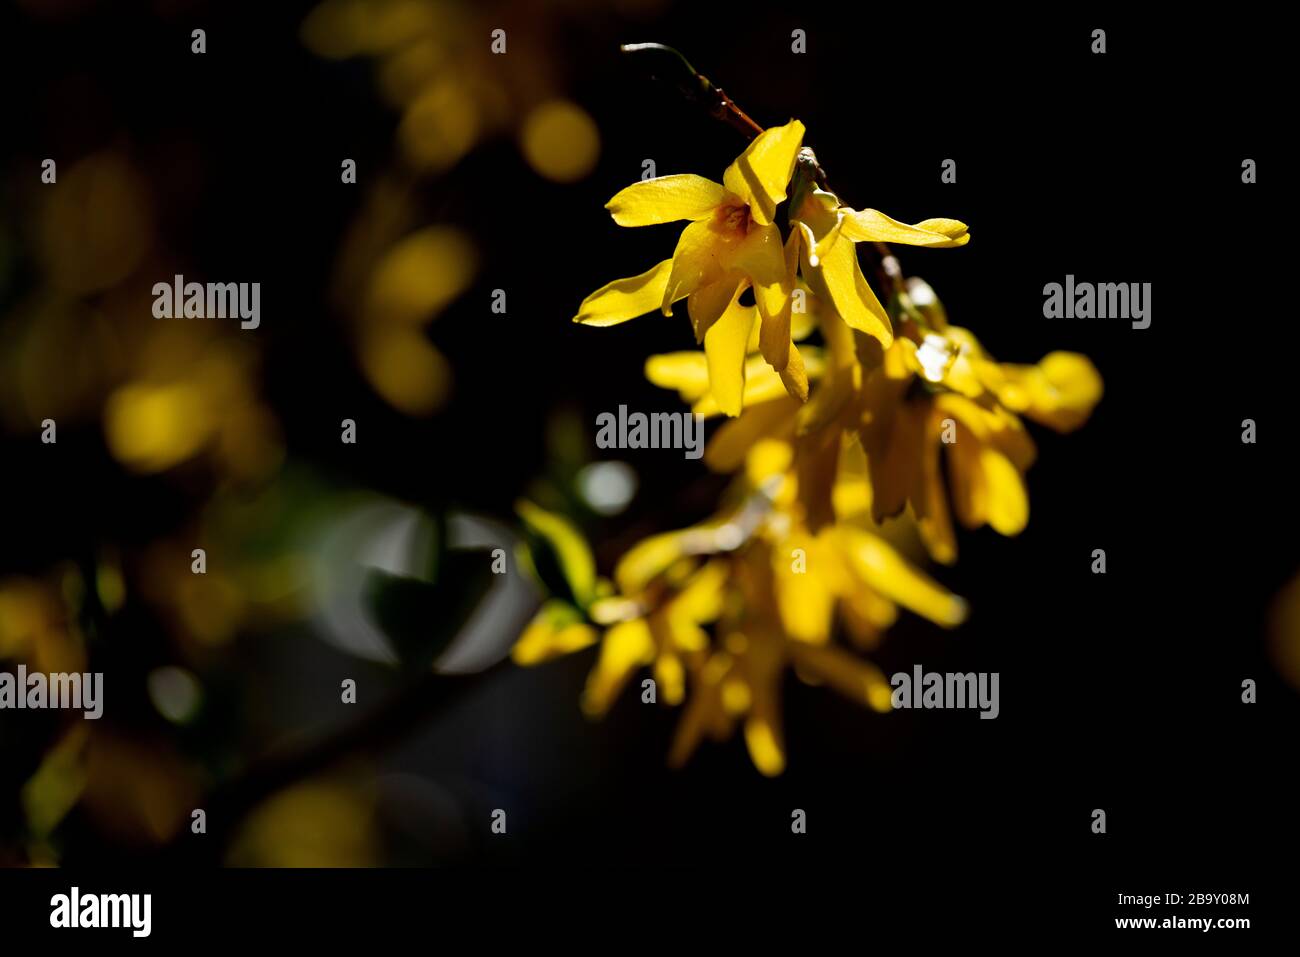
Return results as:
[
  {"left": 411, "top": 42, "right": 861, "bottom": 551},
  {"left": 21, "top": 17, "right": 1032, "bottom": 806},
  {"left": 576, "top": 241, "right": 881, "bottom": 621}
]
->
[{"left": 515, "top": 499, "right": 596, "bottom": 609}]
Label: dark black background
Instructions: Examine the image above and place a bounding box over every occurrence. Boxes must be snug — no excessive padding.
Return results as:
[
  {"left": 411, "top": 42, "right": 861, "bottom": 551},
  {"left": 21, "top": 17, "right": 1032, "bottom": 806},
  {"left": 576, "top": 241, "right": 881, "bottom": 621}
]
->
[{"left": 0, "top": 0, "right": 1292, "bottom": 934}]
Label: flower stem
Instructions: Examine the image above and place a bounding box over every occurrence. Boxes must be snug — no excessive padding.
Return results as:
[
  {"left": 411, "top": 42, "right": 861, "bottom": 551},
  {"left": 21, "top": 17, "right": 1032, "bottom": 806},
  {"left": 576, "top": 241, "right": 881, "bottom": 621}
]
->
[{"left": 619, "top": 43, "right": 764, "bottom": 140}]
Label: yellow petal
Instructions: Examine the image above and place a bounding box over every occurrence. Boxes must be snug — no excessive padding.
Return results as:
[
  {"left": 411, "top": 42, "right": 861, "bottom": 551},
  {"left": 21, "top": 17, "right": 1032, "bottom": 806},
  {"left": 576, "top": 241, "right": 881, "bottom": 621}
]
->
[
  {"left": 796, "top": 307, "right": 855, "bottom": 435},
  {"left": 668, "top": 619, "right": 710, "bottom": 654},
  {"left": 940, "top": 351, "right": 991, "bottom": 399},
  {"left": 946, "top": 419, "right": 988, "bottom": 529},
  {"left": 512, "top": 601, "right": 598, "bottom": 665},
  {"left": 726, "top": 223, "right": 793, "bottom": 369},
  {"left": 786, "top": 642, "right": 894, "bottom": 711},
  {"left": 1038, "top": 352, "right": 1102, "bottom": 411},
  {"left": 789, "top": 285, "right": 818, "bottom": 341},
  {"left": 783, "top": 225, "right": 802, "bottom": 277},
  {"left": 785, "top": 231, "right": 819, "bottom": 345},
  {"left": 581, "top": 619, "right": 655, "bottom": 717},
  {"left": 729, "top": 221, "right": 788, "bottom": 287},
  {"left": 1000, "top": 352, "right": 1103, "bottom": 432},
  {"left": 662, "top": 219, "right": 737, "bottom": 315},
  {"left": 703, "top": 293, "right": 758, "bottom": 417},
  {"left": 841, "top": 587, "right": 897, "bottom": 643},
  {"left": 743, "top": 671, "right": 786, "bottom": 776},
  {"left": 653, "top": 651, "right": 686, "bottom": 705},
  {"left": 867, "top": 399, "right": 923, "bottom": 522},
  {"left": 668, "top": 661, "right": 730, "bottom": 768},
  {"left": 914, "top": 406, "right": 958, "bottom": 565},
  {"left": 705, "top": 398, "right": 800, "bottom": 472},
  {"left": 745, "top": 437, "right": 795, "bottom": 486},
  {"left": 758, "top": 300, "right": 792, "bottom": 372},
  {"left": 980, "top": 448, "right": 1029, "bottom": 536},
  {"left": 935, "top": 393, "right": 1036, "bottom": 472},
  {"left": 722, "top": 120, "right": 805, "bottom": 226},
  {"left": 795, "top": 425, "right": 841, "bottom": 532},
  {"left": 605, "top": 174, "right": 728, "bottom": 226},
  {"left": 840, "top": 208, "right": 970, "bottom": 247},
  {"left": 615, "top": 531, "right": 688, "bottom": 595},
  {"left": 810, "top": 237, "right": 892, "bottom": 346},
  {"left": 645, "top": 351, "right": 711, "bottom": 402},
  {"left": 835, "top": 527, "right": 968, "bottom": 627},
  {"left": 692, "top": 350, "right": 824, "bottom": 417},
  {"left": 832, "top": 437, "right": 874, "bottom": 522},
  {"left": 779, "top": 341, "right": 809, "bottom": 402},
  {"left": 792, "top": 188, "right": 846, "bottom": 266},
  {"left": 668, "top": 559, "right": 729, "bottom": 625},
  {"left": 774, "top": 536, "right": 835, "bottom": 643},
  {"left": 914, "top": 218, "right": 970, "bottom": 241},
  {"left": 688, "top": 274, "right": 745, "bottom": 341},
  {"left": 574, "top": 259, "right": 673, "bottom": 326}
]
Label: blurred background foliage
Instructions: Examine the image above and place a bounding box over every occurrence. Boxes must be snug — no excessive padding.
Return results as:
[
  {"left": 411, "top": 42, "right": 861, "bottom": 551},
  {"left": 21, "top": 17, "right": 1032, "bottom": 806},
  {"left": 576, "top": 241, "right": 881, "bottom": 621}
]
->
[
  {"left": 0, "top": 0, "right": 637, "bottom": 867},
  {"left": 0, "top": 0, "right": 1294, "bottom": 867}
]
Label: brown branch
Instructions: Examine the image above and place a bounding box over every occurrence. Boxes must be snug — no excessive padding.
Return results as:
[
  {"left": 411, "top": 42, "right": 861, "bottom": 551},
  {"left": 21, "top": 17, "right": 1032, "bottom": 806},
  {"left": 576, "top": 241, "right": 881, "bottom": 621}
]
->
[{"left": 620, "top": 43, "right": 763, "bottom": 140}]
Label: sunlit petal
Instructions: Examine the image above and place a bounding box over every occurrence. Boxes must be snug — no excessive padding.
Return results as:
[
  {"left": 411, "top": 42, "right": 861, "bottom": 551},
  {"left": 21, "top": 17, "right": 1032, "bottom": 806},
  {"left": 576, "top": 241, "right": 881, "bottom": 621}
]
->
[
  {"left": 703, "top": 293, "right": 758, "bottom": 417},
  {"left": 841, "top": 208, "right": 970, "bottom": 247},
  {"left": 722, "top": 120, "right": 805, "bottom": 226},
  {"left": 574, "top": 259, "right": 674, "bottom": 326},
  {"left": 606, "top": 174, "right": 728, "bottom": 226}
]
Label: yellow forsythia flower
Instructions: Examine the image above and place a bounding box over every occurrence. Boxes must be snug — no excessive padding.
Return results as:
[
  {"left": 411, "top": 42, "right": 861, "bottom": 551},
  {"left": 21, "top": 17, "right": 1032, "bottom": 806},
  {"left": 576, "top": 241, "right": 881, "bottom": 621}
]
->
[
  {"left": 575, "top": 122, "right": 970, "bottom": 420},
  {"left": 574, "top": 121, "right": 811, "bottom": 403},
  {"left": 529, "top": 110, "right": 1098, "bottom": 776}
]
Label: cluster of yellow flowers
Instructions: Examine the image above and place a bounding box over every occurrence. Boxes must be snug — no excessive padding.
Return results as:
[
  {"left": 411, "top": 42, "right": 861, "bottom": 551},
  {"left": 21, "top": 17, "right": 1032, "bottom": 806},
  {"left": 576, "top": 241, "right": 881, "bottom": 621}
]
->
[{"left": 515, "top": 121, "right": 1102, "bottom": 775}]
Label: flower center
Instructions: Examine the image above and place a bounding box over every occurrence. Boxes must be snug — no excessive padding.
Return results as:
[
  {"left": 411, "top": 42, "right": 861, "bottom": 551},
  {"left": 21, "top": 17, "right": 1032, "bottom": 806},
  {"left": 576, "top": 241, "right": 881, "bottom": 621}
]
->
[{"left": 722, "top": 203, "right": 750, "bottom": 233}]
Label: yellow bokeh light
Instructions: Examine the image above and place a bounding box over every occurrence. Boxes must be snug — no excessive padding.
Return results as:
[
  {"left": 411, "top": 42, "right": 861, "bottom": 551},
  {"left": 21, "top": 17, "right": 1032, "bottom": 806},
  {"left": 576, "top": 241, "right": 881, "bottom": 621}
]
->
[
  {"left": 520, "top": 100, "right": 600, "bottom": 183},
  {"left": 359, "top": 327, "right": 451, "bottom": 416},
  {"left": 227, "top": 779, "right": 377, "bottom": 867},
  {"left": 365, "top": 226, "right": 476, "bottom": 326},
  {"left": 400, "top": 79, "right": 479, "bottom": 171},
  {"left": 104, "top": 381, "right": 213, "bottom": 473}
]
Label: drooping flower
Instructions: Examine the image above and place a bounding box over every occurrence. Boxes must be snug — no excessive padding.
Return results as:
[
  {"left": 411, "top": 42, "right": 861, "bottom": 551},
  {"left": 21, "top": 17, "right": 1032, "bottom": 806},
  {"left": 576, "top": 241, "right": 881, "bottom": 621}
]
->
[
  {"left": 648, "top": 274, "right": 1103, "bottom": 562},
  {"left": 573, "top": 121, "right": 815, "bottom": 410},
  {"left": 574, "top": 124, "right": 973, "bottom": 422},
  {"left": 787, "top": 180, "right": 969, "bottom": 351},
  {"left": 532, "top": 98, "right": 1100, "bottom": 777},
  {"left": 854, "top": 279, "right": 1102, "bottom": 563},
  {"left": 512, "top": 438, "right": 967, "bottom": 777}
]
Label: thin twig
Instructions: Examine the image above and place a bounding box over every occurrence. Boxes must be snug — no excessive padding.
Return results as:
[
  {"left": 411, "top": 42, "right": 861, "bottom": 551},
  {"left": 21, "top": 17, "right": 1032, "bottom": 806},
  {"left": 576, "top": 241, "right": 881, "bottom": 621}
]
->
[{"left": 620, "top": 43, "right": 763, "bottom": 140}]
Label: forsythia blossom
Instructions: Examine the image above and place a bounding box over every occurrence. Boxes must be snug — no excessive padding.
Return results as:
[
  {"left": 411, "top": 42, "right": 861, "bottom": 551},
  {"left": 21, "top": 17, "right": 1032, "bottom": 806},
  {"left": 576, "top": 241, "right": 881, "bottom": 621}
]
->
[
  {"left": 514, "top": 436, "right": 968, "bottom": 776},
  {"left": 520, "top": 120, "right": 1101, "bottom": 775},
  {"left": 652, "top": 274, "right": 1103, "bottom": 562},
  {"left": 573, "top": 121, "right": 966, "bottom": 416}
]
